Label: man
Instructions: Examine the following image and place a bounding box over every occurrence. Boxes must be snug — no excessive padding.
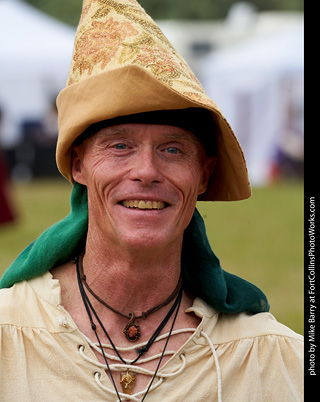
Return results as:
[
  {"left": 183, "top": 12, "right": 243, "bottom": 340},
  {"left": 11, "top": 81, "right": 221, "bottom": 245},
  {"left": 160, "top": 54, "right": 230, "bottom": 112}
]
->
[{"left": 0, "top": 1, "right": 302, "bottom": 401}]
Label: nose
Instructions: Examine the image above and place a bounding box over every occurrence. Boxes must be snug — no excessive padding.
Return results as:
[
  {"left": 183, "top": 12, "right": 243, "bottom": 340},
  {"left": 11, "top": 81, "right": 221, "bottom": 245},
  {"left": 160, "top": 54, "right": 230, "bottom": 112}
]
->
[{"left": 128, "top": 148, "right": 163, "bottom": 185}]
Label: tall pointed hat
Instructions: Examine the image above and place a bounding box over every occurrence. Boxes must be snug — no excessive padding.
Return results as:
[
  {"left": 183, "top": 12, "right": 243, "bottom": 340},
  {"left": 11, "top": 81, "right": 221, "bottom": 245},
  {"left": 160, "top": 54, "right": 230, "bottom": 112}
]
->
[{"left": 57, "top": 0, "right": 251, "bottom": 201}]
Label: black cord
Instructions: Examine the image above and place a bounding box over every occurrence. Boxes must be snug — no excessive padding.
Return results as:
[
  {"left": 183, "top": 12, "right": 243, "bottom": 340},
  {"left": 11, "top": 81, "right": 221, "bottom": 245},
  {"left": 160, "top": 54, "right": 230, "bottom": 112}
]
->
[
  {"left": 75, "top": 256, "right": 183, "bottom": 401},
  {"left": 76, "top": 260, "right": 122, "bottom": 400},
  {"left": 135, "top": 288, "right": 182, "bottom": 357},
  {"left": 141, "top": 288, "right": 182, "bottom": 401}
]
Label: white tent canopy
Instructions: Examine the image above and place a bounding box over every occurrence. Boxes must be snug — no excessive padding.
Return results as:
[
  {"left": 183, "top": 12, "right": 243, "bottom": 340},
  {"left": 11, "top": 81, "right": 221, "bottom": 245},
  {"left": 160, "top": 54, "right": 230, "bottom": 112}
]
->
[
  {"left": 0, "top": 0, "right": 76, "bottom": 146},
  {"left": 202, "top": 19, "right": 304, "bottom": 185}
]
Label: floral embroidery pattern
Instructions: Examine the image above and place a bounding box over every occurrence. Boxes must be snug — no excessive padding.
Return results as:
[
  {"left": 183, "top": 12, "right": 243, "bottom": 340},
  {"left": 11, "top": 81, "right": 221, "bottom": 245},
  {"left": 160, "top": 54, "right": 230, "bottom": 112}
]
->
[
  {"left": 68, "top": 0, "right": 210, "bottom": 104},
  {"left": 119, "top": 35, "right": 190, "bottom": 85},
  {"left": 92, "top": 0, "right": 175, "bottom": 51},
  {"left": 72, "top": 18, "right": 138, "bottom": 77}
]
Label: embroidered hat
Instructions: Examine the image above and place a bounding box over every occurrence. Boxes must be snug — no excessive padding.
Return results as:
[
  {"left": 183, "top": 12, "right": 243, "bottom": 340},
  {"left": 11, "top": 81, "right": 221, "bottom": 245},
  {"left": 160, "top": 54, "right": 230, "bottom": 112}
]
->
[{"left": 56, "top": 0, "right": 251, "bottom": 201}]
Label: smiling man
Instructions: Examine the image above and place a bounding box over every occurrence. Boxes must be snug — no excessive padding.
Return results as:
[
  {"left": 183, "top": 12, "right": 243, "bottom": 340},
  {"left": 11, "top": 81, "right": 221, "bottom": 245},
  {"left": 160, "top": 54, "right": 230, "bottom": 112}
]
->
[
  {"left": 0, "top": 1, "right": 303, "bottom": 401},
  {"left": 72, "top": 116, "right": 215, "bottom": 253}
]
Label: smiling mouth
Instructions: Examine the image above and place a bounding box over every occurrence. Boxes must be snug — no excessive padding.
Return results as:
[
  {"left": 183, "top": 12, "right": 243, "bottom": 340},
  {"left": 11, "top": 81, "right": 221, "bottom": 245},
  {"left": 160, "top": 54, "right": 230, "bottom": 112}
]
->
[{"left": 121, "top": 200, "right": 166, "bottom": 210}]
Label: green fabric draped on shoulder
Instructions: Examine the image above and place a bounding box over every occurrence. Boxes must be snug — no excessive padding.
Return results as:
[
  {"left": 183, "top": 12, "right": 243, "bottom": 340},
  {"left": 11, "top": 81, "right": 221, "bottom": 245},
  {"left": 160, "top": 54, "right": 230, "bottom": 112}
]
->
[{"left": 0, "top": 182, "right": 269, "bottom": 314}]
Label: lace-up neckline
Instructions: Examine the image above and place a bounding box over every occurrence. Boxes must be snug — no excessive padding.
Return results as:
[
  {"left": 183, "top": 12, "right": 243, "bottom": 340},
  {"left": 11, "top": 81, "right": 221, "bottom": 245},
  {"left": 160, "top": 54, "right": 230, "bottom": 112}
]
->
[{"left": 78, "top": 327, "right": 222, "bottom": 402}]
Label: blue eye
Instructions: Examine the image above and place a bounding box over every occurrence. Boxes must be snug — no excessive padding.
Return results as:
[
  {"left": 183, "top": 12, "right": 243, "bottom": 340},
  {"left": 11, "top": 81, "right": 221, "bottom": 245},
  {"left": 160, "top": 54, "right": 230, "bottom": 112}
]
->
[
  {"left": 166, "top": 147, "right": 179, "bottom": 154},
  {"left": 115, "top": 143, "right": 127, "bottom": 150}
]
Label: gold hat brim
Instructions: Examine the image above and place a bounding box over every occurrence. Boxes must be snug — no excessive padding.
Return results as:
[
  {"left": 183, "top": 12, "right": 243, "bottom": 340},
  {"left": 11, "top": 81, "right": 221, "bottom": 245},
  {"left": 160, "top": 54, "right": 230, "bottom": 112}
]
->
[{"left": 56, "top": 65, "right": 251, "bottom": 201}]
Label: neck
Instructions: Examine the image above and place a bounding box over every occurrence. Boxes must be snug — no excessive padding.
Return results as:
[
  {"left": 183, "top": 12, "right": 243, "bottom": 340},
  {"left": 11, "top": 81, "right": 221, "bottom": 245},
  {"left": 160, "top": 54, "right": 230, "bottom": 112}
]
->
[
  {"left": 81, "top": 232, "right": 183, "bottom": 316},
  {"left": 51, "top": 229, "right": 200, "bottom": 356}
]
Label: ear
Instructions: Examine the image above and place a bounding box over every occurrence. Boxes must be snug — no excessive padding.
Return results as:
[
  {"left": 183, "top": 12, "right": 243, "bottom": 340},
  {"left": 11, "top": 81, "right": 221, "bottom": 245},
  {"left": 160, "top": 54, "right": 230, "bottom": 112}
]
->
[
  {"left": 71, "top": 146, "right": 87, "bottom": 185},
  {"left": 198, "top": 156, "right": 217, "bottom": 195}
]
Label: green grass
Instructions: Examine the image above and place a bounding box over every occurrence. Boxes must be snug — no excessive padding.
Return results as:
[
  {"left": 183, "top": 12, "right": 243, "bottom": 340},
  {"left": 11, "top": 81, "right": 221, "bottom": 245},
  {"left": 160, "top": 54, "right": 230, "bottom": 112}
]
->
[
  {"left": 0, "top": 179, "right": 303, "bottom": 334},
  {"left": 197, "top": 183, "right": 304, "bottom": 335},
  {"left": 0, "top": 179, "right": 72, "bottom": 268}
]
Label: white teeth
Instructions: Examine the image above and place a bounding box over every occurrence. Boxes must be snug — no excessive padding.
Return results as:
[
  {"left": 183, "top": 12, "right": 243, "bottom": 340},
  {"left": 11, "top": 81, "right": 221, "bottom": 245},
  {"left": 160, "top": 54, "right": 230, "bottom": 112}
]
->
[{"left": 122, "top": 200, "right": 165, "bottom": 210}]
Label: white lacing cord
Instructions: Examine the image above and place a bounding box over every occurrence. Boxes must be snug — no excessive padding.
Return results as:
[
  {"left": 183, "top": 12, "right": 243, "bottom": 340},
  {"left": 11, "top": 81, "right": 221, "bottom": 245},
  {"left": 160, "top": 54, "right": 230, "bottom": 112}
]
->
[
  {"left": 79, "top": 345, "right": 187, "bottom": 377},
  {"left": 79, "top": 329, "right": 195, "bottom": 401},
  {"left": 83, "top": 328, "right": 196, "bottom": 349},
  {"left": 93, "top": 354, "right": 187, "bottom": 402},
  {"left": 200, "top": 331, "right": 222, "bottom": 402},
  {"left": 110, "top": 354, "right": 187, "bottom": 377},
  {"left": 81, "top": 328, "right": 195, "bottom": 364}
]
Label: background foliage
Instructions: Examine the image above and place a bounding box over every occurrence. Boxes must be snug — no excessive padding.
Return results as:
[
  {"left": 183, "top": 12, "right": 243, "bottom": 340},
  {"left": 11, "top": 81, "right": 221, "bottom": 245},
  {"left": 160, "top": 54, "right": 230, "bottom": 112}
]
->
[{"left": 24, "top": 0, "right": 304, "bottom": 26}]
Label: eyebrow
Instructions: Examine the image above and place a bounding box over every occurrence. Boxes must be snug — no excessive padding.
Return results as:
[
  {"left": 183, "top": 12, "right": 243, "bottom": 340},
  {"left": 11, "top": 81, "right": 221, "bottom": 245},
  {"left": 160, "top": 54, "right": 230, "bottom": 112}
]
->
[
  {"left": 97, "top": 125, "right": 201, "bottom": 145},
  {"left": 98, "top": 126, "right": 132, "bottom": 136},
  {"left": 166, "top": 132, "right": 200, "bottom": 144}
]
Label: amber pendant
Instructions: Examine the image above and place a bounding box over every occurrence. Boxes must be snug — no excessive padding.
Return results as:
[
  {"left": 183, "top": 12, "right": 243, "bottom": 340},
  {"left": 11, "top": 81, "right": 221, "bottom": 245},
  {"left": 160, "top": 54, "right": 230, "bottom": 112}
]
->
[
  {"left": 123, "top": 313, "right": 141, "bottom": 341},
  {"left": 120, "top": 371, "right": 136, "bottom": 394}
]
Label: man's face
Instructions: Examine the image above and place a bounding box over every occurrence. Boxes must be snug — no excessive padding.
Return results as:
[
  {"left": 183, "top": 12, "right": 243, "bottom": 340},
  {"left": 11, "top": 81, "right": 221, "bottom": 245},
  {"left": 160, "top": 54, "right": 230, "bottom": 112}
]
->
[{"left": 72, "top": 123, "right": 215, "bottom": 252}]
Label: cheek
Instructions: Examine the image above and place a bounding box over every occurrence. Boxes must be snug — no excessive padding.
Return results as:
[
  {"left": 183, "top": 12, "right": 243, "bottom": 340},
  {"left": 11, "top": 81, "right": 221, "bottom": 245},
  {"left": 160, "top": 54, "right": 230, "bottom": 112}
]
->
[
  {"left": 80, "top": 157, "right": 111, "bottom": 208},
  {"left": 86, "top": 159, "right": 131, "bottom": 211},
  {"left": 179, "top": 162, "right": 205, "bottom": 196},
  {"left": 168, "top": 165, "right": 203, "bottom": 215},
  {"left": 82, "top": 151, "right": 114, "bottom": 185}
]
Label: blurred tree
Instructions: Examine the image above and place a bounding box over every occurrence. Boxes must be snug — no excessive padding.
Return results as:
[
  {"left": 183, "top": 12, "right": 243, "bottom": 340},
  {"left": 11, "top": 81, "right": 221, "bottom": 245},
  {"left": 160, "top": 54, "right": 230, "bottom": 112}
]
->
[
  {"left": 24, "top": 0, "right": 82, "bottom": 26},
  {"left": 24, "top": 0, "right": 303, "bottom": 26}
]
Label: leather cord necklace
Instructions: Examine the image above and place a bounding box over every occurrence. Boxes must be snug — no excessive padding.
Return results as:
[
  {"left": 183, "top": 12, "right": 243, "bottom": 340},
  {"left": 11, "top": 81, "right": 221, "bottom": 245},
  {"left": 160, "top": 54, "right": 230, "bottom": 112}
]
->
[
  {"left": 75, "top": 256, "right": 183, "bottom": 399},
  {"left": 77, "top": 252, "right": 182, "bottom": 341}
]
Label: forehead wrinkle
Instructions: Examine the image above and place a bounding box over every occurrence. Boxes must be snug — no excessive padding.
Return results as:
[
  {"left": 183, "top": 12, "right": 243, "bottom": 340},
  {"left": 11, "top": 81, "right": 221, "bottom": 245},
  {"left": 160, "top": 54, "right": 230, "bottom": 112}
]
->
[
  {"left": 166, "top": 131, "right": 200, "bottom": 145},
  {"left": 97, "top": 125, "right": 133, "bottom": 137},
  {"left": 95, "top": 124, "right": 201, "bottom": 147}
]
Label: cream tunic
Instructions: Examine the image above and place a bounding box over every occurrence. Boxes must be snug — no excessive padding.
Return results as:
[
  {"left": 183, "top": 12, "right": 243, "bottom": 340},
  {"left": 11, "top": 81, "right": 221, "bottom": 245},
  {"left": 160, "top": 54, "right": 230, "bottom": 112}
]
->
[{"left": 0, "top": 272, "right": 303, "bottom": 402}]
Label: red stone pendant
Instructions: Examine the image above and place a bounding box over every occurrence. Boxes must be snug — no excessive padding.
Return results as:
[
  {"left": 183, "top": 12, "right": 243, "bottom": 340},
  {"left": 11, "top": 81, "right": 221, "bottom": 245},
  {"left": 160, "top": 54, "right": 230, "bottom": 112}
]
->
[{"left": 123, "top": 313, "right": 141, "bottom": 341}]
